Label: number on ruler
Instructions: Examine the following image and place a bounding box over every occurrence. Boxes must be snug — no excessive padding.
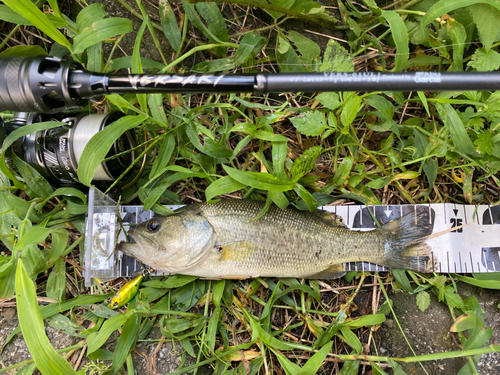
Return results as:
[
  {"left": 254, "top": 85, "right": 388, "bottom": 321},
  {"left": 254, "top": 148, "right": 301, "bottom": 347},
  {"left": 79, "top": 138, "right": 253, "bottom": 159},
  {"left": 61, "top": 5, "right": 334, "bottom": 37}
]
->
[{"left": 450, "top": 218, "right": 463, "bottom": 232}]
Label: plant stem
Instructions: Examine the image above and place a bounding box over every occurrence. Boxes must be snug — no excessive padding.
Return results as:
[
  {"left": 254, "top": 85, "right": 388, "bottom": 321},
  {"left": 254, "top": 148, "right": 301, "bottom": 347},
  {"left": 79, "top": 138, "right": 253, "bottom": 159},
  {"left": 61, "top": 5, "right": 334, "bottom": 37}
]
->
[
  {"left": 376, "top": 272, "right": 429, "bottom": 374},
  {"left": 0, "top": 25, "right": 21, "bottom": 51}
]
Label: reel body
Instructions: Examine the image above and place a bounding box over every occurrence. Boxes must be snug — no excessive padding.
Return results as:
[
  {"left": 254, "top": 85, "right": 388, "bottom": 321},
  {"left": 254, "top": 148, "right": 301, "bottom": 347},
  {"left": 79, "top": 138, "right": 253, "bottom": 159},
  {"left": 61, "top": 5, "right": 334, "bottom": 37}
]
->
[{"left": 2, "top": 112, "right": 137, "bottom": 188}]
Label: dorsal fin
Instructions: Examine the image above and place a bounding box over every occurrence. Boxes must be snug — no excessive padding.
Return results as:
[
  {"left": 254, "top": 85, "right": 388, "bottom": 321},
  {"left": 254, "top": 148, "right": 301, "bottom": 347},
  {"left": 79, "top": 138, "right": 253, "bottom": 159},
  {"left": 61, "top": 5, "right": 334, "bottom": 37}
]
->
[{"left": 315, "top": 209, "right": 348, "bottom": 229}]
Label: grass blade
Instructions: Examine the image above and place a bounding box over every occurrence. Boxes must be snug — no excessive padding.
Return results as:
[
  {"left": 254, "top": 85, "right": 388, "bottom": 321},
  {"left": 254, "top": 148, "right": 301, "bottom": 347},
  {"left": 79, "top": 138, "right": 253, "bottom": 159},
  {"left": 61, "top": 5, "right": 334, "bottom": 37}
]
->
[
  {"left": 205, "top": 176, "right": 246, "bottom": 202},
  {"left": 87, "top": 312, "right": 131, "bottom": 354},
  {"left": 222, "top": 165, "right": 295, "bottom": 192},
  {"left": 2, "top": 0, "right": 71, "bottom": 50},
  {"left": 77, "top": 115, "right": 147, "bottom": 186},
  {"left": 112, "top": 312, "right": 142, "bottom": 372},
  {"left": 15, "top": 259, "right": 77, "bottom": 374},
  {"left": 380, "top": 11, "right": 409, "bottom": 71},
  {"left": 159, "top": 0, "right": 182, "bottom": 51},
  {"left": 296, "top": 342, "right": 332, "bottom": 375},
  {"left": 421, "top": 0, "right": 500, "bottom": 29},
  {"left": 73, "top": 18, "right": 133, "bottom": 54}
]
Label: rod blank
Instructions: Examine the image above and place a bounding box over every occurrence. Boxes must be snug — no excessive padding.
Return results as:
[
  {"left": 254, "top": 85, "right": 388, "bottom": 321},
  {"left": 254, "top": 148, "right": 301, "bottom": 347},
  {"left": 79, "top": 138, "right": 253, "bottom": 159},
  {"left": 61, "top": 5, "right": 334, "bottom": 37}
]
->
[{"left": 1, "top": 55, "right": 500, "bottom": 114}]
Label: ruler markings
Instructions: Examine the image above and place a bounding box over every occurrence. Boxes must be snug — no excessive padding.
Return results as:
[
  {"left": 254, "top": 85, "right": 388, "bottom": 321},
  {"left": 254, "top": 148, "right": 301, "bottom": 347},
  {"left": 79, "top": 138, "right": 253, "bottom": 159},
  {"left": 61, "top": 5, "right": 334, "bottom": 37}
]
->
[{"left": 102, "top": 203, "right": 500, "bottom": 278}]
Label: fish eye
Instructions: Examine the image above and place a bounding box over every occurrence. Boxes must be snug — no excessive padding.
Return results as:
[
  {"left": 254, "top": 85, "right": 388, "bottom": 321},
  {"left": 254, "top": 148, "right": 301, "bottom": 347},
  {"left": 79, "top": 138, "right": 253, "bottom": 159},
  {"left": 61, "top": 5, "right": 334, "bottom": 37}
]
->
[
  {"left": 147, "top": 220, "right": 161, "bottom": 232},
  {"left": 113, "top": 302, "right": 119, "bottom": 307}
]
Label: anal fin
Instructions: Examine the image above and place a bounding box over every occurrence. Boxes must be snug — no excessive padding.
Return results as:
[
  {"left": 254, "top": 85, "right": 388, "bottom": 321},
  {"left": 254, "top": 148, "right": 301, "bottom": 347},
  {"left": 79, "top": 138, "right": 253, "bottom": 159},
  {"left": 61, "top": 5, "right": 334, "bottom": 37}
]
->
[{"left": 305, "top": 263, "right": 346, "bottom": 279}]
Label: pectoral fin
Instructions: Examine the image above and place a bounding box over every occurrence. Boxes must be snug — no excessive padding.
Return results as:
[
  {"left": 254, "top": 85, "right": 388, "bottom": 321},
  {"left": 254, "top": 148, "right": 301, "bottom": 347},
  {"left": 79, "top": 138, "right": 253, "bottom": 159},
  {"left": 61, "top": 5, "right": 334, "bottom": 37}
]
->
[{"left": 219, "top": 241, "right": 256, "bottom": 262}]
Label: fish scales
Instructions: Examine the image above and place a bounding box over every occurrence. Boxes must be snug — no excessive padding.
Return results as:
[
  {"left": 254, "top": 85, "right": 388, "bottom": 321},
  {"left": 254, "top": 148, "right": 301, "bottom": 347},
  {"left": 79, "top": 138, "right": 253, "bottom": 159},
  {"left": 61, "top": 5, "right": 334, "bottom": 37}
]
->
[{"left": 119, "top": 200, "right": 435, "bottom": 279}]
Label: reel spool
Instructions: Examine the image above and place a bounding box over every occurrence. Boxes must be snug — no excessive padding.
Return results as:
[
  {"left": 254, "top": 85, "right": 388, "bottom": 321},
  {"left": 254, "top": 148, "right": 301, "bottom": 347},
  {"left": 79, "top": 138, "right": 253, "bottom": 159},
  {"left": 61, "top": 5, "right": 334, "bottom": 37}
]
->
[{"left": 2, "top": 112, "right": 139, "bottom": 188}]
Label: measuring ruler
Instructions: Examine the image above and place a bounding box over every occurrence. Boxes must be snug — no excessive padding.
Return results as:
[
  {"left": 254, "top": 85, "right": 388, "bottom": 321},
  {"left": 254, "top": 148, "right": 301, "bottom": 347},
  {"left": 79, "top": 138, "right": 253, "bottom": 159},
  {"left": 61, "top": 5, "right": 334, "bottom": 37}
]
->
[{"left": 84, "top": 188, "right": 500, "bottom": 286}]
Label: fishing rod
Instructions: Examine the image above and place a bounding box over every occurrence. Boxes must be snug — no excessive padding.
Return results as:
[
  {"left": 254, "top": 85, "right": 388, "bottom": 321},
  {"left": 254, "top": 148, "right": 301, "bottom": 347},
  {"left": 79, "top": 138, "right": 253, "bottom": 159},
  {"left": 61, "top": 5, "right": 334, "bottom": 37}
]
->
[{"left": 2, "top": 55, "right": 500, "bottom": 114}]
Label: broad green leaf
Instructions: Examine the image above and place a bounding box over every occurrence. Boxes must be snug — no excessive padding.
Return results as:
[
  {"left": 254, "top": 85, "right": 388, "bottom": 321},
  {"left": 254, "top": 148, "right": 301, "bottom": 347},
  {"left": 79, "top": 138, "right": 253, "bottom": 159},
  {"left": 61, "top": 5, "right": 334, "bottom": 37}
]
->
[
  {"left": 363, "top": 95, "right": 394, "bottom": 121},
  {"left": 294, "top": 184, "right": 318, "bottom": 212},
  {"left": 132, "top": 18, "right": 148, "bottom": 112},
  {"left": 288, "top": 31, "right": 321, "bottom": 67},
  {"left": 416, "top": 290, "right": 431, "bottom": 312},
  {"left": 159, "top": 0, "right": 182, "bottom": 51},
  {"left": 112, "top": 312, "right": 142, "bottom": 372},
  {"left": 339, "top": 358, "right": 360, "bottom": 374},
  {"left": 450, "top": 311, "right": 477, "bottom": 332},
  {"left": 320, "top": 40, "right": 354, "bottom": 72},
  {"left": 468, "top": 4, "right": 500, "bottom": 51},
  {"left": 73, "top": 18, "right": 133, "bottom": 54},
  {"left": 290, "top": 146, "right": 323, "bottom": 182},
  {"left": 420, "top": 0, "right": 500, "bottom": 29},
  {"left": 1, "top": 122, "right": 64, "bottom": 189},
  {"left": 338, "top": 326, "right": 362, "bottom": 353},
  {"left": 463, "top": 323, "right": 492, "bottom": 350},
  {"left": 196, "top": 2, "right": 229, "bottom": 43},
  {"left": 205, "top": 176, "right": 246, "bottom": 202},
  {"left": 315, "top": 309, "right": 346, "bottom": 348},
  {"left": 436, "top": 103, "right": 476, "bottom": 155},
  {"left": 340, "top": 96, "right": 362, "bottom": 134},
  {"left": 475, "top": 132, "right": 494, "bottom": 155},
  {"left": 0, "top": 45, "right": 47, "bottom": 57},
  {"left": 46, "top": 259, "right": 66, "bottom": 301},
  {"left": 14, "top": 227, "right": 52, "bottom": 252},
  {"left": 453, "top": 274, "right": 500, "bottom": 289},
  {"left": 291, "top": 111, "right": 328, "bottom": 136},
  {"left": 212, "top": 280, "right": 225, "bottom": 307},
  {"left": 12, "top": 155, "right": 53, "bottom": 198},
  {"left": 87, "top": 312, "right": 131, "bottom": 354},
  {"left": 223, "top": 165, "right": 295, "bottom": 192},
  {"left": 296, "top": 342, "right": 332, "bottom": 375},
  {"left": 2, "top": 0, "right": 71, "bottom": 50},
  {"left": 0, "top": 261, "right": 16, "bottom": 299},
  {"left": 15, "top": 259, "right": 77, "bottom": 374},
  {"left": 182, "top": 0, "right": 222, "bottom": 44},
  {"left": 274, "top": 349, "right": 301, "bottom": 374},
  {"left": 77, "top": 115, "right": 147, "bottom": 186},
  {"left": 150, "top": 134, "right": 175, "bottom": 179},
  {"left": 446, "top": 19, "right": 466, "bottom": 71},
  {"left": 269, "top": 190, "right": 289, "bottom": 209},
  {"left": 363, "top": 0, "right": 381, "bottom": 13},
  {"left": 76, "top": 3, "right": 107, "bottom": 31},
  {"left": 272, "top": 141, "right": 288, "bottom": 181},
  {"left": 0, "top": 5, "right": 31, "bottom": 25},
  {"left": 322, "top": 156, "right": 354, "bottom": 194},
  {"left": 467, "top": 48, "right": 500, "bottom": 71},
  {"left": 206, "top": 305, "right": 221, "bottom": 352},
  {"left": 316, "top": 92, "right": 340, "bottom": 111},
  {"left": 380, "top": 11, "right": 409, "bottom": 71},
  {"left": 185, "top": 122, "right": 232, "bottom": 158},
  {"left": 343, "top": 314, "right": 386, "bottom": 329},
  {"left": 234, "top": 31, "right": 266, "bottom": 65},
  {"left": 392, "top": 269, "right": 413, "bottom": 293}
]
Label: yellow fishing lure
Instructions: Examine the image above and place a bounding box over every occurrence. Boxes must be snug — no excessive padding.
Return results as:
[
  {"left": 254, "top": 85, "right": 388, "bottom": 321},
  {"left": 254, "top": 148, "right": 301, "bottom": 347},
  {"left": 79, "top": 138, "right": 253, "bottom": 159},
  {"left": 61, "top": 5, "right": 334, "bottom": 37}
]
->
[{"left": 109, "top": 274, "right": 143, "bottom": 309}]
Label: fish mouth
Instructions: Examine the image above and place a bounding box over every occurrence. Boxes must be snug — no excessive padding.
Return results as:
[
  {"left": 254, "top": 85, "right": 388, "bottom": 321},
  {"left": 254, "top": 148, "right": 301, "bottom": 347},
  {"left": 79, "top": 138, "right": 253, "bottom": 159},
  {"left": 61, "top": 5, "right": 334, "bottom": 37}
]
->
[{"left": 119, "top": 229, "right": 153, "bottom": 260}]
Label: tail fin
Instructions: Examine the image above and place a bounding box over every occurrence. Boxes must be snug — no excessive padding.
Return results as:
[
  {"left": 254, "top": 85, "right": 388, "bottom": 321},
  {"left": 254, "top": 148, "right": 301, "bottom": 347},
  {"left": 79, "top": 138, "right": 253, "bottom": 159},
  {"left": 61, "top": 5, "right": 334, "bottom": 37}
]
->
[{"left": 379, "top": 208, "right": 436, "bottom": 272}]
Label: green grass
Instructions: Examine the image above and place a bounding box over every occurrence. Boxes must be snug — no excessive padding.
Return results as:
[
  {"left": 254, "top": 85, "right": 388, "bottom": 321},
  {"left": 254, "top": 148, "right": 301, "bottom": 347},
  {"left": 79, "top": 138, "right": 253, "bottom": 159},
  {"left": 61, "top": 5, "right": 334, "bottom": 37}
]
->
[{"left": 1, "top": 0, "right": 500, "bottom": 373}]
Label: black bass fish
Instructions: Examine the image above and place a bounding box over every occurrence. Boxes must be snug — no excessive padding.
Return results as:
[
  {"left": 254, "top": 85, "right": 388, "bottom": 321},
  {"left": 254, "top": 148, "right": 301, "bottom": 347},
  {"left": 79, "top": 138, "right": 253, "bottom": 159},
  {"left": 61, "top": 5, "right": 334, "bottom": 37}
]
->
[{"left": 119, "top": 200, "right": 435, "bottom": 279}]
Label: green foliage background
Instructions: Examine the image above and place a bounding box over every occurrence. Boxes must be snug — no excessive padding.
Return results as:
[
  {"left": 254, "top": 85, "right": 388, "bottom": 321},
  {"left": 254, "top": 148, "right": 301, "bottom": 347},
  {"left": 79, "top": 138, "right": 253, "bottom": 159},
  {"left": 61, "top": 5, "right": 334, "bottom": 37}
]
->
[{"left": 1, "top": 0, "right": 500, "bottom": 373}]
